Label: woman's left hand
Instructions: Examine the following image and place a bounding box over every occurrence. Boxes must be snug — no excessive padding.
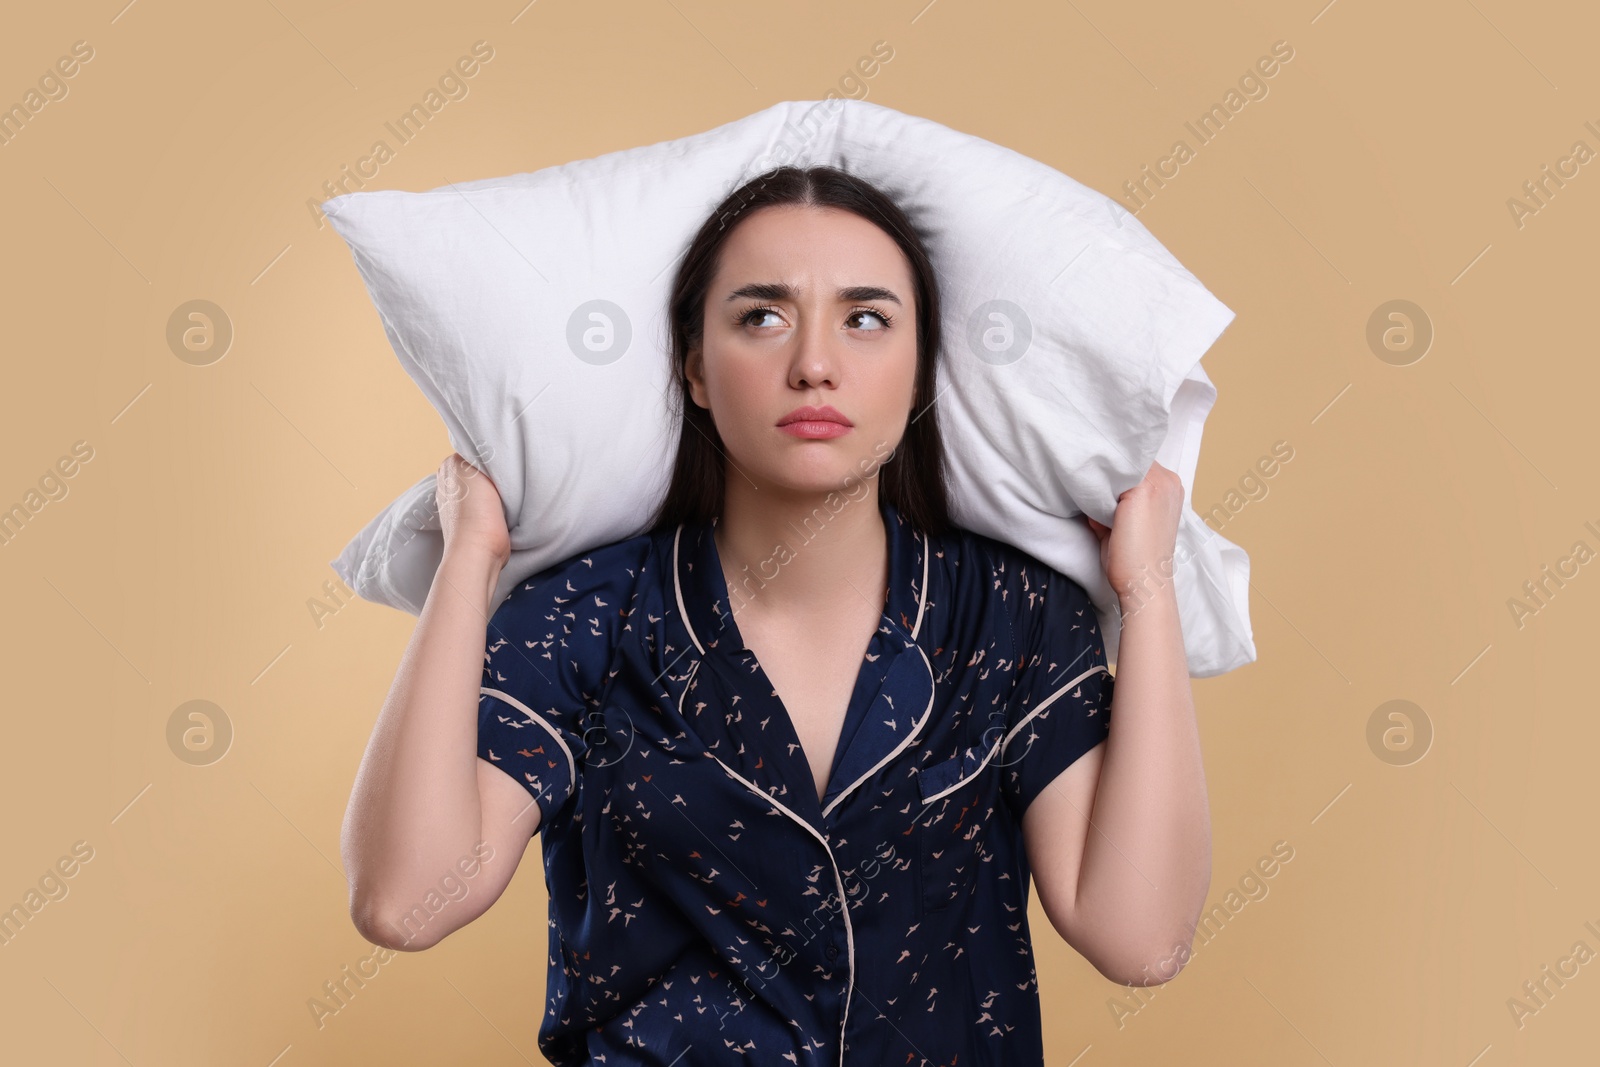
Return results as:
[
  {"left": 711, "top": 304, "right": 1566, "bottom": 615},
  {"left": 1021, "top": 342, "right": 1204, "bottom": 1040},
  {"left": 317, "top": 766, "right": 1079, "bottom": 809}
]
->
[{"left": 1083, "top": 461, "right": 1185, "bottom": 607}]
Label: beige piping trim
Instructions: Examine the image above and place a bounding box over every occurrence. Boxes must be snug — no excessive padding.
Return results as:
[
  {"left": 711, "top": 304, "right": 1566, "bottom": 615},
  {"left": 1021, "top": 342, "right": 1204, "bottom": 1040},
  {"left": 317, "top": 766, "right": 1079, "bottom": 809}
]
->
[
  {"left": 673, "top": 524, "right": 705, "bottom": 656},
  {"left": 481, "top": 686, "right": 577, "bottom": 793},
  {"left": 821, "top": 641, "right": 935, "bottom": 820},
  {"left": 708, "top": 752, "right": 856, "bottom": 1063},
  {"left": 679, "top": 658, "right": 854, "bottom": 1063},
  {"left": 920, "top": 663, "right": 1111, "bottom": 805}
]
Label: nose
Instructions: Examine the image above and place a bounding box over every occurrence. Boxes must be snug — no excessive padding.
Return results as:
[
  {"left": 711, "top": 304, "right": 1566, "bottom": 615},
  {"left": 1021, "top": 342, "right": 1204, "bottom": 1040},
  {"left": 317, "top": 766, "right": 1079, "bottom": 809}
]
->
[{"left": 786, "top": 314, "right": 841, "bottom": 391}]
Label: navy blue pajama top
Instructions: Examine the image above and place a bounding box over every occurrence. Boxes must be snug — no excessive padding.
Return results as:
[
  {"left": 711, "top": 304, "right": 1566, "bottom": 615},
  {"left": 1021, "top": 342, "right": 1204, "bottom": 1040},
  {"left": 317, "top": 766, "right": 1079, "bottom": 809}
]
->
[{"left": 477, "top": 495, "right": 1115, "bottom": 1067}]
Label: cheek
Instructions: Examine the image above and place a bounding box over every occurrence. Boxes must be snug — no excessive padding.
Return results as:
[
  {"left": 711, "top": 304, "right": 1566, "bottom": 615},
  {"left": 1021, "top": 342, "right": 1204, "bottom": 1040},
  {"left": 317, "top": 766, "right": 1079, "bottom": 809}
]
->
[
  {"left": 706, "top": 354, "right": 762, "bottom": 411},
  {"left": 868, "top": 337, "right": 920, "bottom": 410},
  {"left": 701, "top": 350, "right": 777, "bottom": 439}
]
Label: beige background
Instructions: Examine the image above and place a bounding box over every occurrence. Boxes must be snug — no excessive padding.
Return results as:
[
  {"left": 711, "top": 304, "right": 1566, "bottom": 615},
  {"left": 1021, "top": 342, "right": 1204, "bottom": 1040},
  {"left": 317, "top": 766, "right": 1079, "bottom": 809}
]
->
[{"left": 1, "top": 0, "right": 1595, "bottom": 1063}]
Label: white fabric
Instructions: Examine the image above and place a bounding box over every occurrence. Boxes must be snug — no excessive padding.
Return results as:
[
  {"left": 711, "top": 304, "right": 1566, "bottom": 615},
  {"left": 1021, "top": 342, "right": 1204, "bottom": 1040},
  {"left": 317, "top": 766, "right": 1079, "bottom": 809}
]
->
[{"left": 324, "top": 98, "right": 1255, "bottom": 677}]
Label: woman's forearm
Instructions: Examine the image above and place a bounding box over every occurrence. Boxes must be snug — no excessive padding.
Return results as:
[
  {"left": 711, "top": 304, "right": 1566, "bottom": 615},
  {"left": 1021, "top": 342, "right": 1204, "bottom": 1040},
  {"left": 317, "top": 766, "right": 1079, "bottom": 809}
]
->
[
  {"left": 340, "top": 548, "right": 502, "bottom": 944},
  {"left": 1074, "top": 582, "right": 1212, "bottom": 981}
]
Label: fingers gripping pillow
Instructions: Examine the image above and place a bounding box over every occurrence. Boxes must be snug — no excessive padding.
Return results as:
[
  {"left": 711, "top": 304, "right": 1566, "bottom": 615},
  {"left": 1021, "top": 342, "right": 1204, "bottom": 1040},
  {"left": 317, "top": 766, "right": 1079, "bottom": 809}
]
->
[{"left": 324, "top": 98, "right": 1255, "bottom": 677}]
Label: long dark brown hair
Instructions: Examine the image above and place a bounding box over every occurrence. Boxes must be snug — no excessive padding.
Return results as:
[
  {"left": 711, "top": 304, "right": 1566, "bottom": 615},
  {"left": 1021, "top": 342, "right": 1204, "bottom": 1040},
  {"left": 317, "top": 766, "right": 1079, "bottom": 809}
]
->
[{"left": 647, "top": 164, "right": 952, "bottom": 538}]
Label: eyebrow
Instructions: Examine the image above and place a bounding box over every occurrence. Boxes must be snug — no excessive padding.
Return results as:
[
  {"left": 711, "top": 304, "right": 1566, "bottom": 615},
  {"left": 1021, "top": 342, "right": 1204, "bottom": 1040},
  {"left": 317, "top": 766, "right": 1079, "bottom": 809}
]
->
[{"left": 723, "top": 282, "right": 903, "bottom": 306}]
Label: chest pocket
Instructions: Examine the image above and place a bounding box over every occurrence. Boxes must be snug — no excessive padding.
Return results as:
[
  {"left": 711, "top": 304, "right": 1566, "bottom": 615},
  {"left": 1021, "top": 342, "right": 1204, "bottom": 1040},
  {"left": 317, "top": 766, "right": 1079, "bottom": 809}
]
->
[{"left": 915, "top": 744, "right": 996, "bottom": 914}]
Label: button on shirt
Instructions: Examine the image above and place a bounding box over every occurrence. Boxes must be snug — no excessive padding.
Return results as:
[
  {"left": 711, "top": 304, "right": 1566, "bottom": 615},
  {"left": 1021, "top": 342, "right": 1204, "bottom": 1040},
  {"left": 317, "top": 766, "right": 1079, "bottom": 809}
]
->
[{"left": 477, "top": 496, "right": 1115, "bottom": 1067}]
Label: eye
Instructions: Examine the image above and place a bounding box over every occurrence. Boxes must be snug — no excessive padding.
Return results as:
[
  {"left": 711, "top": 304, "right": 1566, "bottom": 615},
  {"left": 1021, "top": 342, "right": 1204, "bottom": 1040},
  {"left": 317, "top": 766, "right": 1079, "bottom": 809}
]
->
[
  {"left": 735, "top": 304, "right": 897, "bottom": 330},
  {"left": 735, "top": 304, "right": 784, "bottom": 328},
  {"left": 847, "top": 306, "right": 895, "bottom": 330}
]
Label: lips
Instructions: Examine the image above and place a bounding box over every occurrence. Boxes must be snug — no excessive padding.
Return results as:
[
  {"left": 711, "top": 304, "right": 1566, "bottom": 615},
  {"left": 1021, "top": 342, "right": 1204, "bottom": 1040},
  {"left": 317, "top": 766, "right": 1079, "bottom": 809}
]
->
[{"left": 777, "top": 405, "right": 852, "bottom": 427}]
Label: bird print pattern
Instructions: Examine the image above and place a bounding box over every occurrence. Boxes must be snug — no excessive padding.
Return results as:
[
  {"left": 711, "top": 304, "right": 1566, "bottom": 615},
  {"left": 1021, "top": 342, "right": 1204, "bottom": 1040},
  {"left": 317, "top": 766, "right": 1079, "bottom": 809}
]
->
[{"left": 477, "top": 497, "right": 1114, "bottom": 1066}]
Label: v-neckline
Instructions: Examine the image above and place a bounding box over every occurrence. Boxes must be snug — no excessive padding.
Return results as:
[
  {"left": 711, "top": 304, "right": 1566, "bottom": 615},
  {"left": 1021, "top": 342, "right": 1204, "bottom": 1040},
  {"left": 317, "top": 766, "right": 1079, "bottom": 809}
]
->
[
  {"left": 671, "top": 496, "right": 937, "bottom": 829},
  {"left": 706, "top": 525, "right": 892, "bottom": 812}
]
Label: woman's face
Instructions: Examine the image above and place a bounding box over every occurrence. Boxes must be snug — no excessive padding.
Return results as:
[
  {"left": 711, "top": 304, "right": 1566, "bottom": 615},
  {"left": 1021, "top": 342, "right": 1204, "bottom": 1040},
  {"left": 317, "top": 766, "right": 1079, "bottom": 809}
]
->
[{"left": 685, "top": 203, "right": 919, "bottom": 500}]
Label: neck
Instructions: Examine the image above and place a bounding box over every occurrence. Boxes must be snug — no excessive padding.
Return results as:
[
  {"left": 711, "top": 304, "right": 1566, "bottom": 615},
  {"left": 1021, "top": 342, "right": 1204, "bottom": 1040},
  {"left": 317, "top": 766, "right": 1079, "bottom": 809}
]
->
[{"left": 714, "top": 483, "right": 890, "bottom": 633}]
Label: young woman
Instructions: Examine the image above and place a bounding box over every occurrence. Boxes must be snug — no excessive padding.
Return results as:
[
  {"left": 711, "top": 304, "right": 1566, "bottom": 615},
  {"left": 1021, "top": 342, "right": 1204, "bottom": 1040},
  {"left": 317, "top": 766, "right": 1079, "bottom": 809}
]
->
[{"left": 341, "top": 165, "right": 1211, "bottom": 1066}]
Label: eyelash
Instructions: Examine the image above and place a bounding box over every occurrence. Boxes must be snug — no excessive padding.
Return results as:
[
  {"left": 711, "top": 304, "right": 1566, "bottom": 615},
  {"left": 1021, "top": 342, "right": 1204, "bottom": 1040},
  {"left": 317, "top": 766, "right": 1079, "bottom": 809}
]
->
[{"left": 735, "top": 304, "right": 896, "bottom": 330}]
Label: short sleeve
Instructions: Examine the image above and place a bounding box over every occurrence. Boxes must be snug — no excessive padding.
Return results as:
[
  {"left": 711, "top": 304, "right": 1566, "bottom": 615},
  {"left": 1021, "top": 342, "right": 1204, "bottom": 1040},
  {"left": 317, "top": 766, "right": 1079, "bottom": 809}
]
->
[
  {"left": 989, "top": 543, "right": 1116, "bottom": 819},
  {"left": 477, "top": 538, "right": 646, "bottom": 832}
]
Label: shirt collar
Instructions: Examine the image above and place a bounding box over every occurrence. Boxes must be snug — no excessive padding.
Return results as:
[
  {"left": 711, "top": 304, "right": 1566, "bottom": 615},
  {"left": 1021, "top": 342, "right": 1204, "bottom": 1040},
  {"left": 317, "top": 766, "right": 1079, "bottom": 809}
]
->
[{"left": 672, "top": 494, "right": 930, "bottom": 660}]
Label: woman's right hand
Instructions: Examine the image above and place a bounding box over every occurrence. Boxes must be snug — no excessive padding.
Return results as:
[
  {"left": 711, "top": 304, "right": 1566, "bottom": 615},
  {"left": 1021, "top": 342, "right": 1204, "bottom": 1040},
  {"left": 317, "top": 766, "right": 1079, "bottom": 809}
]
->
[{"left": 436, "top": 453, "right": 510, "bottom": 569}]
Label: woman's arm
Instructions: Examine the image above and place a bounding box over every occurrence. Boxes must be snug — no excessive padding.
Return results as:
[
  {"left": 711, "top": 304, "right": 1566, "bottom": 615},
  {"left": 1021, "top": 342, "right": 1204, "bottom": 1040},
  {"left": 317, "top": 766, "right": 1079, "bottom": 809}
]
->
[
  {"left": 339, "top": 455, "right": 542, "bottom": 951},
  {"left": 1021, "top": 462, "right": 1212, "bottom": 986}
]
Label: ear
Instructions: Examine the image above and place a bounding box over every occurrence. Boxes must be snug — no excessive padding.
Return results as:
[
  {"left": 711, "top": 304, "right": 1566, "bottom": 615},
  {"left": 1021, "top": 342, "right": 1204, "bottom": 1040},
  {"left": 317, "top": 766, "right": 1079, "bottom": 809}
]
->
[{"left": 684, "top": 348, "right": 707, "bottom": 409}]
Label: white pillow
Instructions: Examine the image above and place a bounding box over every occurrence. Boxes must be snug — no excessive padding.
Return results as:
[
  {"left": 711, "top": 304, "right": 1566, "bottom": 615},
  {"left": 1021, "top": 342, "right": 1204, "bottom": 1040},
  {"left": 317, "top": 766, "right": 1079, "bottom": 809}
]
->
[{"left": 325, "top": 98, "right": 1254, "bottom": 677}]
